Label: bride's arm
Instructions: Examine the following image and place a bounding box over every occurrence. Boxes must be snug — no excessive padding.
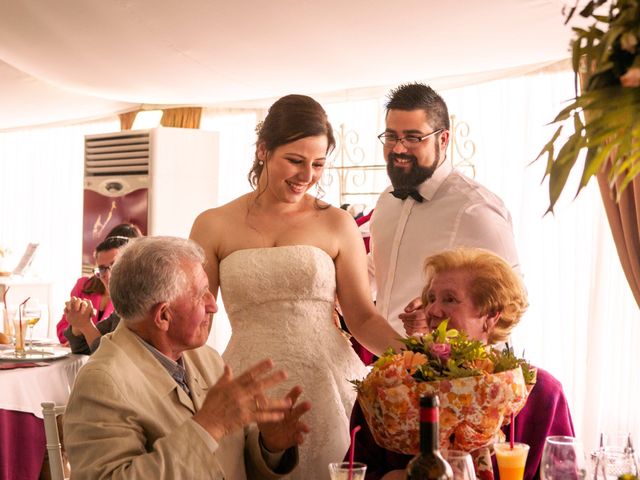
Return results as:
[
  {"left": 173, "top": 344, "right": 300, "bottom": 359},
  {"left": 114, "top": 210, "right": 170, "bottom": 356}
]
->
[
  {"left": 189, "top": 209, "right": 222, "bottom": 297},
  {"left": 333, "top": 210, "right": 404, "bottom": 356}
]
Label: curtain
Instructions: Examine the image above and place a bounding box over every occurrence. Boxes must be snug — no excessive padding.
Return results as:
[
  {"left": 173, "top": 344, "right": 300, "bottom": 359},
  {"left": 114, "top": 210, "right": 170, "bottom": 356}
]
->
[
  {"left": 596, "top": 167, "right": 640, "bottom": 306},
  {"left": 578, "top": 67, "right": 640, "bottom": 308},
  {"left": 197, "top": 109, "right": 257, "bottom": 352},
  {"left": 119, "top": 111, "right": 138, "bottom": 131},
  {"left": 160, "top": 107, "right": 202, "bottom": 129},
  {"left": 0, "top": 118, "right": 119, "bottom": 337}
]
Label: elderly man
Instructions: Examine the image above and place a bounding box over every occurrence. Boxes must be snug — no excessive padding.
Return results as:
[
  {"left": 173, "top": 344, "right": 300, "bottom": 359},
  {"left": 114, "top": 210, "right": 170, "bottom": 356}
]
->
[{"left": 64, "top": 236, "right": 310, "bottom": 479}]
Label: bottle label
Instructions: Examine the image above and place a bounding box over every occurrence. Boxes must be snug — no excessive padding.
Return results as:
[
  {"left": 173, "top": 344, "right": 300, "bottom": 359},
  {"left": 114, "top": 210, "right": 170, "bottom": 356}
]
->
[{"left": 420, "top": 407, "right": 438, "bottom": 423}]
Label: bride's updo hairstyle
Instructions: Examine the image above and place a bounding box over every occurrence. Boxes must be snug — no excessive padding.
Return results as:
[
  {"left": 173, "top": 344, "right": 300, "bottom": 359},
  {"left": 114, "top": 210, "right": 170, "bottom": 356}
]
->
[{"left": 248, "top": 94, "right": 336, "bottom": 188}]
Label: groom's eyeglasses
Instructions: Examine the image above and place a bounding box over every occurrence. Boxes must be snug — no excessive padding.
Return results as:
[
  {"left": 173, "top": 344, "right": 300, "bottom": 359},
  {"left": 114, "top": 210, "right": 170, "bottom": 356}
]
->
[{"left": 377, "top": 129, "right": 444, "bottom": 148}]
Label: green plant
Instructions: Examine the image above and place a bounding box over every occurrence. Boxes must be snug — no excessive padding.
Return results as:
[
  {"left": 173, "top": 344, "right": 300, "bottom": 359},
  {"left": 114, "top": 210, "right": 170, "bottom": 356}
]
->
[{"left": 537, "top": 0, "right": 640, "bottom": 213}]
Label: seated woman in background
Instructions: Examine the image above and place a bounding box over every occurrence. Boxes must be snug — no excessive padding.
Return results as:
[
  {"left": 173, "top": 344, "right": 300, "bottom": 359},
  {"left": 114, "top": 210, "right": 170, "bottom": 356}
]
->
[
  {"left": 102, "top": 222, "right": 142, "bottom": 238},
  {"left": 349, "top": 247, "right": 575, "bottom": 480},
  {"left": 56, "top": 235, "right": 132, "bottom": 345}
]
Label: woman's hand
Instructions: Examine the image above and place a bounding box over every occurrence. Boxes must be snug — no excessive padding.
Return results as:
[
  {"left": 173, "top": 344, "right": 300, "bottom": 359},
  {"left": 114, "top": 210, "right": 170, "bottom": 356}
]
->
[{"left": 64, "top": 297, "right": 94, "bottom": 335}]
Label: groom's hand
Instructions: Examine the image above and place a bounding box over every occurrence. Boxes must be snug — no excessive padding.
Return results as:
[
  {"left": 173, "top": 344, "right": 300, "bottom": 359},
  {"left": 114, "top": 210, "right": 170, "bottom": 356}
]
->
[{"left": 399, "top": 297, "right": 428, "bottom": 336}]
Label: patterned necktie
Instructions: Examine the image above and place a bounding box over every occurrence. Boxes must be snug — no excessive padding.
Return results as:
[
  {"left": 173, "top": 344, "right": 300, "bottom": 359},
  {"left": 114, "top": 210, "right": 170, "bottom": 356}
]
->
[{"left": 390, "top": 189, "right": 423, "bottom": 203}]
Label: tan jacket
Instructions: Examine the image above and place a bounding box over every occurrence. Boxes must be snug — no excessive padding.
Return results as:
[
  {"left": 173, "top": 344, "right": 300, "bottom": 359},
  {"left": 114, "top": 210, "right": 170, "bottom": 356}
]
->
[{"left": 64, "top": 324, "right": 296, "bottom": 479}]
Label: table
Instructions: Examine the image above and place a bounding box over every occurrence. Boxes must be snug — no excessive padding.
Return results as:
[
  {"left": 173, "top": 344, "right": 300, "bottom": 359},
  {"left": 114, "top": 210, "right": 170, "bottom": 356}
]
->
[{"left": 0, "top": 352, "right": 87, "bottom": 480}]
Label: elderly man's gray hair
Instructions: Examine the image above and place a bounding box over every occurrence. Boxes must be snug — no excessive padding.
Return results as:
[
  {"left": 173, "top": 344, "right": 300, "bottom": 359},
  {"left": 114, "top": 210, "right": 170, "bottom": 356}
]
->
[{"left": 109, "top": 236, "right": 205, "bottom": 324}]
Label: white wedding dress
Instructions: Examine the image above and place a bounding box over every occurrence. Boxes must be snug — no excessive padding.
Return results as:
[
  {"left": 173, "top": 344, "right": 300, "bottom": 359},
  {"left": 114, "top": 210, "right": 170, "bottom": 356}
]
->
[{"left": 221, "top": 245, "right": 368, "bottom": 480}]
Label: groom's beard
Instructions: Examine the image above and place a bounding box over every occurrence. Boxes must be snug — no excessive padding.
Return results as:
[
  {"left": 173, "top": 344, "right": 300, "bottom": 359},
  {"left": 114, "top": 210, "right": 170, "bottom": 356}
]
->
[{"left": 386, "top": 147, "right": 440, "bottom": 190}]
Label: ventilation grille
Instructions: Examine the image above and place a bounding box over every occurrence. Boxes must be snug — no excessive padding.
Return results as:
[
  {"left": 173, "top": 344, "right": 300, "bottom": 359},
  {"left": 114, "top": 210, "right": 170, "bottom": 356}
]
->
[{"left": 85, "top": 131, "right": 150, "bottom": 176}]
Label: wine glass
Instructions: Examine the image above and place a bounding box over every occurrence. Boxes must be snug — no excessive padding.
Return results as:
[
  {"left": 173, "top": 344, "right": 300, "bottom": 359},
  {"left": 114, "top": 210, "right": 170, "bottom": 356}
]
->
[
  {"left": 444, "top": 450, "right": 475, "bottom": 480},
  {"left": 22, "top": 301, "right": 41, "bottom": 351},
  {"left": 541, "top": 436, "right": 587, "bottom": 480}
]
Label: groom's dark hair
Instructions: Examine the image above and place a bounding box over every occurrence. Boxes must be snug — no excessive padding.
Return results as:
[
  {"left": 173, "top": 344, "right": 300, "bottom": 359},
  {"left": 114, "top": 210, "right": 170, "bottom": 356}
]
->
[{"left": 386, "top": 83, "right": 450, "bottom": 131}]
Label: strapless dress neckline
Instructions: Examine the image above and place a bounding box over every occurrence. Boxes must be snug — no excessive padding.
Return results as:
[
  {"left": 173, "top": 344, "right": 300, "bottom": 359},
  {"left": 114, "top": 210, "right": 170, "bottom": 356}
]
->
[{"left": 220, "top": 244, "right": 331, "bottom": 264}]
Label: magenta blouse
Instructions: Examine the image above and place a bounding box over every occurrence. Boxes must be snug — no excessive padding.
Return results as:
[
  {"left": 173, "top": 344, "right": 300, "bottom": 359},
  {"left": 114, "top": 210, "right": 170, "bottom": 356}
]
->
[{"left": 56, "top": 276, "right": 115, "bottom": 343}]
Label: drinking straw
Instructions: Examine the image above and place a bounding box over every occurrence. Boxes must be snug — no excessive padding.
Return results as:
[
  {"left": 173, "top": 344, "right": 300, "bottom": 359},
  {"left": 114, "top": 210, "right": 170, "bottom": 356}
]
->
[
  {"left": 2, "top": 286, "right": 9, "bottom": 332},
  {"left": 510, "top": 413, "right": 515, "bottom": 449},
  {"left": 348, "top": 425, "right": 361, "bottom": 480},
  {"left": 18, "top": 296, "right": 30, "bottom": 345}
]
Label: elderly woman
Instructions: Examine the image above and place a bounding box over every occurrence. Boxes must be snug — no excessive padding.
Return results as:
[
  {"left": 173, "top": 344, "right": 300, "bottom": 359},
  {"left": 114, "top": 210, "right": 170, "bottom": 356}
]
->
[{"left": 348, "top": 248, "right": 574, "bottom": 480}]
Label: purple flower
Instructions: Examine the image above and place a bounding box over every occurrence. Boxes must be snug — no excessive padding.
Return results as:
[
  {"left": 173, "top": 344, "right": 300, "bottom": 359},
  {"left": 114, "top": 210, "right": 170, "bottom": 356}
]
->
[{"left": 429, "top": 343, "right": 451, "bottom": 362}]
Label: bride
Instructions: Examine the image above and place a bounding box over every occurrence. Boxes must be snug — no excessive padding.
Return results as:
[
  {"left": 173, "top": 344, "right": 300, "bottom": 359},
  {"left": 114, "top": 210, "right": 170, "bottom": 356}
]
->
[{"left": 190, "top": 94, "right": 402, "bottom": 479}]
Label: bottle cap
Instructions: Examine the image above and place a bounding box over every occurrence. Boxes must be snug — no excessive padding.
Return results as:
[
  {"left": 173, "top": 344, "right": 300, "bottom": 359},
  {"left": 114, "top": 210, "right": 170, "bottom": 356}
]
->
[{"left": 420, "top": 395, "right": 439, "bottom": 408}]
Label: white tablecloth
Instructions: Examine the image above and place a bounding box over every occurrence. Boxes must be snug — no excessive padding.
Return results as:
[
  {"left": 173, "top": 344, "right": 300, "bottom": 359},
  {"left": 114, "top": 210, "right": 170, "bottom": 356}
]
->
[{"left": 0, "top": 353, "right": 88, "bottom": 417}]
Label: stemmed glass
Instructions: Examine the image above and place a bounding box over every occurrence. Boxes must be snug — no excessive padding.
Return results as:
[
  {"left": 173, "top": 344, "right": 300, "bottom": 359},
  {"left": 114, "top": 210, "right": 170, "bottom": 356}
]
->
[
  {"left": 541, "top": 436, "right": 587, "bottom": 480},
  {"left": 593, "top": 432, "right": 639, "bottom": 479},
  {"left": 22, "top": 301, "right": 41, "bottom": 351},
  {"left": 444, "top": 450, "right": 475, "bottom": 480}
]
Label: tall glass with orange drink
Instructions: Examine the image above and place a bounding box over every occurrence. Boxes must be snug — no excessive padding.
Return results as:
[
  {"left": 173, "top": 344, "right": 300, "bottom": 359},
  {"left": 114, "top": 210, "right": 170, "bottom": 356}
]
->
[{"left": 494, "top": 442, "right": 530, "bottom": 480}]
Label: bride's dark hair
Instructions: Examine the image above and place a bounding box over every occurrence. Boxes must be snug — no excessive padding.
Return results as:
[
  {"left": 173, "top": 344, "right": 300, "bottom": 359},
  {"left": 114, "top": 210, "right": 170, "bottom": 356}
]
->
[{"left": 248, "top": 94, "right": 336, "bottom": 188}]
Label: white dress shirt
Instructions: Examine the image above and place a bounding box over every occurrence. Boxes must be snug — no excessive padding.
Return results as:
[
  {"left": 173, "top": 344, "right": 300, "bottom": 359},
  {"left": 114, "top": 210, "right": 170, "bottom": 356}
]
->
[{"left": 370, "top": 161, "right": 520, "bottom": 334}]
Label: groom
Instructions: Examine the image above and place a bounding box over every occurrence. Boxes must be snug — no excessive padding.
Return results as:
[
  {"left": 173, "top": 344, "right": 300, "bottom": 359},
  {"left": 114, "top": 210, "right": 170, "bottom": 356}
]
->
[
  {"left": 64, "top": 236, "right": 310, "bottom": 479},
  {"left": 370, "top": 82, "right": 520, "bottom": 335}
]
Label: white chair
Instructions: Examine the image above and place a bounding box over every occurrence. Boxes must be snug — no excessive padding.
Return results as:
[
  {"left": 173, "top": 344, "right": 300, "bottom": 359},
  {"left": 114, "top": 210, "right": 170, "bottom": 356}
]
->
[{"left": 41, "top": 401, "right": 67, "bottom": 480}]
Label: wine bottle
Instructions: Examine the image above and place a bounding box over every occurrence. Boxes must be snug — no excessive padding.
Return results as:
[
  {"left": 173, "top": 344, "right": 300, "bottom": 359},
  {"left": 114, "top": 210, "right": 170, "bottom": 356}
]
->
[{"left": 406, "top": 395, "right": 453, "bottom": 480}]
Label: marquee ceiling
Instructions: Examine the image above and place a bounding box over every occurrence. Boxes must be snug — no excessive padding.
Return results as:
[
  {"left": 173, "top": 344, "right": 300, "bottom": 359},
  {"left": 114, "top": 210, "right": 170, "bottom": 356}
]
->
[{"left": 0, "top": 0, "right": 578, "bottom": 131}]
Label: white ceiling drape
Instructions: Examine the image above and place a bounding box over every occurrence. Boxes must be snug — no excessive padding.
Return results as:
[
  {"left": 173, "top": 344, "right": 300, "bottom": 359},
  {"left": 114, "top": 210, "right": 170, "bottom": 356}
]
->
[{"left": 0, "top": 0, "right": 578, "bottom": 131}]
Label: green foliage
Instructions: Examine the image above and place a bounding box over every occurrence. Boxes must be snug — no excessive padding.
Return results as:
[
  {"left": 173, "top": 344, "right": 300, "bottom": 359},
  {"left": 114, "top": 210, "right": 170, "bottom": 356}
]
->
[
  {"left": 395, "top": 321, "right": 534, "bottom": 384},
  {"left": 538, "top": 0, "right": 640, "bottom": 213}
]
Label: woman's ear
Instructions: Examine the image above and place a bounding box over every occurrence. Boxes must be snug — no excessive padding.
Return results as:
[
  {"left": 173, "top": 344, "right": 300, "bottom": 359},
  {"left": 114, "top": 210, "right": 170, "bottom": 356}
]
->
[
  {"left": 257, "top": 142, "right": 267, "bottom": 162},
  {"left": 483, "top": 310, "right": 501, "bottom": 333}
]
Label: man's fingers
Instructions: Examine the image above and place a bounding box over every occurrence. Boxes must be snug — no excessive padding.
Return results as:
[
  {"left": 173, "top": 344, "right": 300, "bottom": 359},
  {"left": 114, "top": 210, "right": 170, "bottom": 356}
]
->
[
  {"left": 256, "top": 397, "right": 292, "bottom": 413},
  {"left": 289, "top": 400, "right": 312, "bottom": 420},
  {"left": 404, "top": 296, "right": 423, "bottom": 312},
  {"left": 213, "top": 365, "right": 234, "bottom": 387},
  {"left": 235, "top": 359, "right": 275, "bottom": 385},
  {"left": 254, "top": 411, "right": 286, "bottom": 423},
  {"left": 285, "top": 385, "right": 303, "bottom": 406},
  {"left": 249, "top": 369, "right": 288, "bottom": 396}
]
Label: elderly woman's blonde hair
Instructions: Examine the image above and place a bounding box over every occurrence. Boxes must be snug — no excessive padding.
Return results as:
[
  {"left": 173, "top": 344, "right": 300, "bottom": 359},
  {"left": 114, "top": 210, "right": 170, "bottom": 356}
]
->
[{"left": 421, "top": 248, "right": 528, "bottom": 344}]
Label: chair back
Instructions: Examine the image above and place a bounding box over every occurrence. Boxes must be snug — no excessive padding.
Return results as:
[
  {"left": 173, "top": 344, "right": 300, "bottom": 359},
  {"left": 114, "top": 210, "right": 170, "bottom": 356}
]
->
[{"left": 41, "top": 401, "right": 67, "bottom": 480}]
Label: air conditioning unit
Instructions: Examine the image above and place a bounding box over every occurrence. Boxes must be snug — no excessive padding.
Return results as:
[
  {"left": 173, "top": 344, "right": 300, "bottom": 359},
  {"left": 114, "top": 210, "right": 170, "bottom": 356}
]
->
[{"left": 82, "top": 127, "right": 219, "bottom": 269}]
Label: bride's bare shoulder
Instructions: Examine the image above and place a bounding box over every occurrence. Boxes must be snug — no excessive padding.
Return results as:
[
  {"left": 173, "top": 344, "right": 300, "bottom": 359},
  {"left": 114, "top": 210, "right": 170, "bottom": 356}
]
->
[
  {"left": 321, "top": 202, "right": 357, "bottom": 227},
  {"left": 191, "top": 195, "right": 251, "bottom": 241},
  {"left": 194, "top": 195, "right": 250, "bottom": 223}
]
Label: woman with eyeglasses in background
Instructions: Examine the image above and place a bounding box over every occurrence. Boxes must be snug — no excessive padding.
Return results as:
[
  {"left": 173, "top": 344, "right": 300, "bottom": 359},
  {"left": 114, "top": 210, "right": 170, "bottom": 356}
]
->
[{"left": 55, "top": 228, "right": 139, "bottom": 344}]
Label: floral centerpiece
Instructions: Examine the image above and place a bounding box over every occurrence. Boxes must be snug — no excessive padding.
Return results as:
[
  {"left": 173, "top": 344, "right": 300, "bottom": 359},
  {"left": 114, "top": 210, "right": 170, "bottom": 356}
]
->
[
  {"left": 537, "top": 0, "right": 640, "bottom": 212},
  {"left": 353, "top": 321, "right": 536, "bottom": 455}
]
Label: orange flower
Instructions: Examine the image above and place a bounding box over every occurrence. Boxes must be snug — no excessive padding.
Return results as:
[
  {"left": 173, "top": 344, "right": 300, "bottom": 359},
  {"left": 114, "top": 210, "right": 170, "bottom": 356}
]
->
[
  {"left": 402, "top": 351, "right": 427, "bottom": 374},
  {"left": 470, "top": 358, "right": 494, "bottom": 373}
]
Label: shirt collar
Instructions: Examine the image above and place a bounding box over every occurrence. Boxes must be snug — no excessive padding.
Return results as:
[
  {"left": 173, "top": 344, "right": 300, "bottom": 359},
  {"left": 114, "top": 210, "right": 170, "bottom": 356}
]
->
[
  {"left": 417, "top": 159, "right": 453, "bottom": 201},
  {"left": 137, "top": 335, "right": 189, "bottom": 393}
]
